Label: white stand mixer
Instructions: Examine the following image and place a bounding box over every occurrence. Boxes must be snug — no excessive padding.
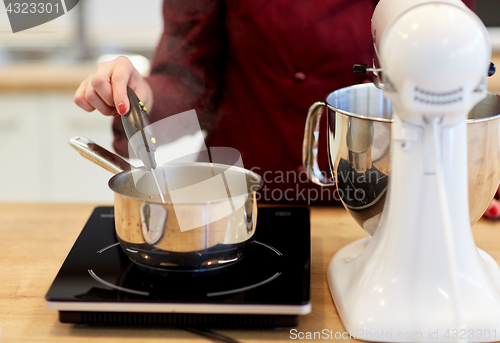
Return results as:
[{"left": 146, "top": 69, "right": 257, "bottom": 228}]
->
[{"left": 328, "top": 1, "right": 500, "bottom": 341}]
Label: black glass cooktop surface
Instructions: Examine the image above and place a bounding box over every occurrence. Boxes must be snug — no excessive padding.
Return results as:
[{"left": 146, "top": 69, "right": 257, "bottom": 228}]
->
[{"left": 46, "top": 206, "right": 310, "bottom": 328}]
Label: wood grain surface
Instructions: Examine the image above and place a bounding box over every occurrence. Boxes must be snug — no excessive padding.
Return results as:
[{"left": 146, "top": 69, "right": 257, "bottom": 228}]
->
[
  {"left": 0, "top": 203, "right": 499, "bottom": 342},
  {"left": 0, "top": 52, "right": 499, "bottom": 93},
  {"left": 0, "top": 64, "right": 95, "bottom": 91}
]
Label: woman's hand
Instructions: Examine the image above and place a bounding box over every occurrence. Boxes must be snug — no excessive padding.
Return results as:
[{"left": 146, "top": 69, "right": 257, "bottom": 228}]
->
[
  {"left": 484, "top": 186, "right": 500, "bottom": 219},
  {"left": 74, "top": 56, "right": 153, "bottom": 116}
]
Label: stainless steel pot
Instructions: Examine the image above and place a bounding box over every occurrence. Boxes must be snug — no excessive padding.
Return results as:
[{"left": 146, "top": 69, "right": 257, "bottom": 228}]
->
[
  {"left": 303, "top": 83, "right": 500, "bottom": 234},
  {"left": 70, "top": 136, "right": 263, "bottom": 273}
]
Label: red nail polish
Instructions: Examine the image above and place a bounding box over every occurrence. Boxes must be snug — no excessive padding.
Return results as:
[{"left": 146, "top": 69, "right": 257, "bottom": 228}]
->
[
  {"left": 489, "top": 205, "right": 499, "bottom": 217},
  {"left": 117, "top": 103, "right": 127, "bottom": 115}
]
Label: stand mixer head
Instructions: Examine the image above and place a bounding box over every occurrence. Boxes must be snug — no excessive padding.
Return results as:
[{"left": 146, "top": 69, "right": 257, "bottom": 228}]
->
[
  {"left": 373, "top": 0, "right": 490, "bottom": 124},
  {"left": 326, "top": 1, "right": 500, "bottom": 341}
]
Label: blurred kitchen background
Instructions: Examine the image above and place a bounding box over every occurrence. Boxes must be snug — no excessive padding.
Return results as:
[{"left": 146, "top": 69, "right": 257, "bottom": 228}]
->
[
  {"left": 0, "top": 0, "right": 207, "bottom": 203},
  {"left": 0, "top": 0, "right": 498, "bottom": 203}
]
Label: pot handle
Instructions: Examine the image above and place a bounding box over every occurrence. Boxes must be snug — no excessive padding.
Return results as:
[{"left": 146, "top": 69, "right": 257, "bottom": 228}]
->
[
  {"left": 69, "top": 136, "right": 134, "bottom": 174},
  {"left": 302, "top": 102, "right": 335, "bottom": 187}
]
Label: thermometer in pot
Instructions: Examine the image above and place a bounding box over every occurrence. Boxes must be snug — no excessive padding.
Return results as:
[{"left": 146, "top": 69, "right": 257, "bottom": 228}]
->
[{"left": 122, "top": 87, "right": 165, "bottom": 203}]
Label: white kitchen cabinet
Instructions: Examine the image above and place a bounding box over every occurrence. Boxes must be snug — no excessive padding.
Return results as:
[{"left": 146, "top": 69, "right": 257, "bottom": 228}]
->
[
  {"left": 0, "top": 92, "right": 115, "bottom": 202},
  {"left": 45, "top": 92, "right": 116, "bottom": 202},
  {"left": 0, "top": 92, "right": 205, "bottom": 202},
  {"left": 0, "top": 93, "right": 43, "bottom": 201}
]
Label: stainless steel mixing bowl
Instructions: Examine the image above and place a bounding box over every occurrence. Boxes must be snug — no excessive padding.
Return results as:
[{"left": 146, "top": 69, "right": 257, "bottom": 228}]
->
[{"left": 303, "top": 83, "right": 500, "bottom": 234}]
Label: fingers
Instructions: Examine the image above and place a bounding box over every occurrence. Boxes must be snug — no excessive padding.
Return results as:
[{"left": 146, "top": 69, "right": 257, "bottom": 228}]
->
[
  {"left": 90, "top": 66, "right": 115, "bottom": 109},
  {"left": 73, "top": 56, "right": 139, "bottom": 116},
  {"left": 483, "top": 198, "right": 500, "bottom": 220},
  {"left": 111, "top": 57, "right": 138, "bottom": 115},
  {"left": 85, "top": 81, "right": 116, "bottom": 116},
  {"left": 73, "top": 78, "right": 94, "bottom": 112}
]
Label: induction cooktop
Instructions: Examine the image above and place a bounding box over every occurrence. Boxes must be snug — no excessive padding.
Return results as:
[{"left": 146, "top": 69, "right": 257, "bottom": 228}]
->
[{"left": 46, "top": 206, "right": 311, "bottom": 328}]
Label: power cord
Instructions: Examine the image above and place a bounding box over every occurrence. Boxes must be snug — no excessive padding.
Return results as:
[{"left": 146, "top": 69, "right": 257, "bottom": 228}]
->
[{"left": 179, "top": 326, "right": 242, "bottom": 343}]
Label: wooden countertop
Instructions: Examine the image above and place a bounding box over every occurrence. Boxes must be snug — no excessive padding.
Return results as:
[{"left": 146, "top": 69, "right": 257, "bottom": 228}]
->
[
  {"left": 0, "top": 63, "right": 95, "bottom": 92},
  {"left": 2, "top": 52, "right": 500, "bottom": 92},
  {"left": 0, "top": 203, "right": 499, "bottom": 343}
]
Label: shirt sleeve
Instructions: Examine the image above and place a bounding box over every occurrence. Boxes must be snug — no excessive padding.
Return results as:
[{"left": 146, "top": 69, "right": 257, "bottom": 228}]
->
[
  {"left": 464, "top": 0, "right": 475, "bottom": 9},
  {"left": 112, "top": 0, "right": 226, "bottom": 157}
]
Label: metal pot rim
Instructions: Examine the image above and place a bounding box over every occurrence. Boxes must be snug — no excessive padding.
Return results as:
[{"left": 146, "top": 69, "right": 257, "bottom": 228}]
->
[
  {"left": 108, "top": 162, "right": 264, "bottom": 205},
  {"left": 325, "top": 83, "right": 500, "bottom": 124}
]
